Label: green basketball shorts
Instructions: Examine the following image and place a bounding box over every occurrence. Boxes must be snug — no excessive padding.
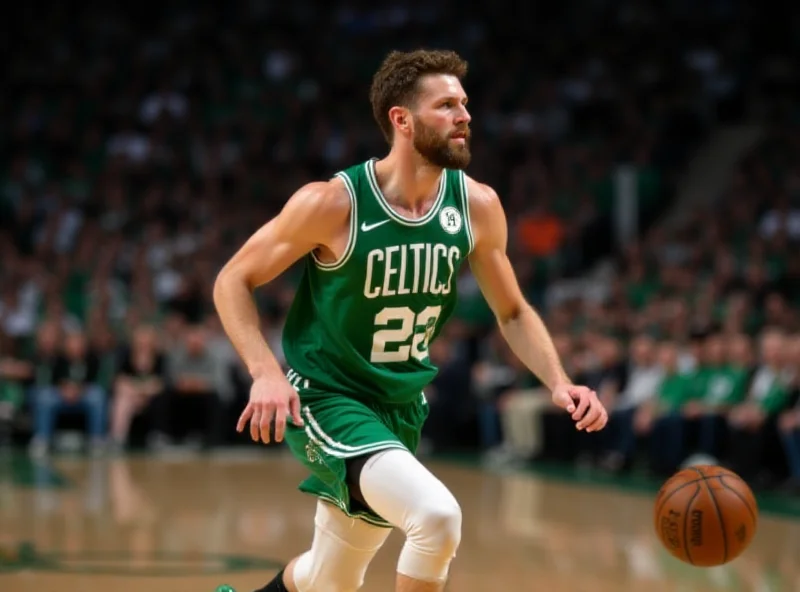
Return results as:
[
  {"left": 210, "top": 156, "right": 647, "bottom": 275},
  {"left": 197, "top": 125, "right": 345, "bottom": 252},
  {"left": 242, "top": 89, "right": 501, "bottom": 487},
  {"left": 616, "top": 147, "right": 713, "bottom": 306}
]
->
[{"left": 283, "top": 368, "right": 429, "bottom": 528}]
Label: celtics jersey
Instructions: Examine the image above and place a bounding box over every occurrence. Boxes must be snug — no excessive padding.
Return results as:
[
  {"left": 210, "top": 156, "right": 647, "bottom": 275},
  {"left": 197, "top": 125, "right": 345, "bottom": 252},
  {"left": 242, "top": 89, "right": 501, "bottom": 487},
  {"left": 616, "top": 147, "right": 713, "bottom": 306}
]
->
[{"left": 281, "top": 159, "right": 474, "bottom": 404}]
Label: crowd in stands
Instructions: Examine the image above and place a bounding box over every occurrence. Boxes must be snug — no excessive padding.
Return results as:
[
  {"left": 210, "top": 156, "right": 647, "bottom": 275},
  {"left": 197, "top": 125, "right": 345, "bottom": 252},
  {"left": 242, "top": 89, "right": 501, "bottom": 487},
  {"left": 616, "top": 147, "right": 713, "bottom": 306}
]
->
[
  {"left": 1, "top": 2, "right": 798, "bottom": 493},
  {"left": 457, "top": 125, "right": 800, "bottom": 492}
]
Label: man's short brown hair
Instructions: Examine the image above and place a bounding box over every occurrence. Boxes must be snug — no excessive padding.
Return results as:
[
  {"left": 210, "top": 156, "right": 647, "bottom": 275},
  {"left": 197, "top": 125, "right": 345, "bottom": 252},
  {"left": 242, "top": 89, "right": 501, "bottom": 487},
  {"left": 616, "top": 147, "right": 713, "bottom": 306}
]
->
[{"left": 369, "top": 49, "right": 468, "bottom": 143}]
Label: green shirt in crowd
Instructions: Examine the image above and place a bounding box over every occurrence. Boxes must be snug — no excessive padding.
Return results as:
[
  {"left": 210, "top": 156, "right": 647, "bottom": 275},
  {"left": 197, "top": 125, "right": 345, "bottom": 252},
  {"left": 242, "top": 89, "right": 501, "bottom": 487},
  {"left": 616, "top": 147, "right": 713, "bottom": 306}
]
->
[
  {"left": 749, "top": 367, "right": 791, "bottom": 415},
  {"left": 701, "top": 366, "right": 750, "bottom": 408},
  {"left": 657, "top": 373, "right": 693, "bottom": 412}
]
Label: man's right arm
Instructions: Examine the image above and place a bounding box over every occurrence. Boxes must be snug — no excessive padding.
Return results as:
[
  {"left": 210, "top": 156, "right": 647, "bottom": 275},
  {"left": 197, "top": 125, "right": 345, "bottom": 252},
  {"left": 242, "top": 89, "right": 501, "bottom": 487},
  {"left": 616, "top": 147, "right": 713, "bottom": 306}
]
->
[{"left": 212, "top": 179, "right": 350, "bottom": 381}]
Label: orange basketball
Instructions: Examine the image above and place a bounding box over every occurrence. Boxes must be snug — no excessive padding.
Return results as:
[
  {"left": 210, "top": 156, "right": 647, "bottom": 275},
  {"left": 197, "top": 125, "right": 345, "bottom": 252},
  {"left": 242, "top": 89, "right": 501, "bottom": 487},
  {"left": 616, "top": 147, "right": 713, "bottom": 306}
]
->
[{"left": 653, "top": 465, "right": 758, "bottom": 566}]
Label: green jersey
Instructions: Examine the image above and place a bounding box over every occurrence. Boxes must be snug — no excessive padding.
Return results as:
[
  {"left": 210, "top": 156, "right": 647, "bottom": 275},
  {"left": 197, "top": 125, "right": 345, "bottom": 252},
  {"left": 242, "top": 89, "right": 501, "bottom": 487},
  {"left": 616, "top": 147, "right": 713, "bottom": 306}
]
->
[
  {"left": 282, "top": 159, "right": 474, "bottom": 405},
  {"left": 702, "top": 366, "right": 749, "bottom": 407},
  {"left": 657, "top": 373, "right": 693, "bottom": 412}
]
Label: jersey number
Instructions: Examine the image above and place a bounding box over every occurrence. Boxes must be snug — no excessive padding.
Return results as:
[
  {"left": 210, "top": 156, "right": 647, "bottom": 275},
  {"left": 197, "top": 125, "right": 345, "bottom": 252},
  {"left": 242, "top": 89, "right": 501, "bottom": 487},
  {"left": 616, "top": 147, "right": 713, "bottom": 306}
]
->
[{"left": 370, "top": 306, "right": 442, "bottom": 363}]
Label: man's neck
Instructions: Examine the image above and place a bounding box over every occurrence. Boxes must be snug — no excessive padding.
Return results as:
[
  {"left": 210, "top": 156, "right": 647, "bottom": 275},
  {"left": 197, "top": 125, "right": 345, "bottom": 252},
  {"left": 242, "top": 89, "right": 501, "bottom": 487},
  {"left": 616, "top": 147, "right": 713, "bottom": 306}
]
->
[{"left": 374, "top": 150, "right": 443, "bottom": 217}]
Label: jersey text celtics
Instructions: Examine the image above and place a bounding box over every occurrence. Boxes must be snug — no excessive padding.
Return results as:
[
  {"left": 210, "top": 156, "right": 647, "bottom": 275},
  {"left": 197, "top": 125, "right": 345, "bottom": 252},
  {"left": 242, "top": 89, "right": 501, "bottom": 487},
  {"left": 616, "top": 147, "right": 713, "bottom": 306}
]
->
[{"left": 281, "top": 159, "right": 474, "bottom": 404}]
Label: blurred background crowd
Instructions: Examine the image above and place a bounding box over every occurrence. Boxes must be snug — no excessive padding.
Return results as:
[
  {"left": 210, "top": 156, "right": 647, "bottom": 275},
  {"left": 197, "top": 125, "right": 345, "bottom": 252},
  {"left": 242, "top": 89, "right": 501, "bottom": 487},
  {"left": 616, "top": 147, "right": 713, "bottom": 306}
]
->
[{"left": 1, "top": 1, "right": 798, "bottom": 494}]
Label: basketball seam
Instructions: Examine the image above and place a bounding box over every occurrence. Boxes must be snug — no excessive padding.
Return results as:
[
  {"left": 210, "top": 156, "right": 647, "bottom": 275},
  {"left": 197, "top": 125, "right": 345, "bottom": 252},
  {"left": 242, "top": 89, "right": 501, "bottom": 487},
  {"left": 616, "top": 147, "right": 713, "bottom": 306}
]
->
[
  {"left": 718, "top": 476, "right": 758, "bottom": 523},
  {"left": 683, "top": 487, "right": 702, "bottom": 566},
  {"left": 691, "top": 468, "right": 728, "bottom": 565},
  {"left": 654, "top": 477, "right": 705, "bottom": 520}
]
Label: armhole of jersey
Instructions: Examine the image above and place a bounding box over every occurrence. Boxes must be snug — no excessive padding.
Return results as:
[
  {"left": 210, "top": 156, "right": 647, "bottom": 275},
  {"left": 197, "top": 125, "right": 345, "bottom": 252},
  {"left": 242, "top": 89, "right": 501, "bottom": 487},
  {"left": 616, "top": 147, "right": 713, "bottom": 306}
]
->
[
  {"left": 311, "top": 172, "right": 358, "bottom": 271},
  {"left": 458, "top": 170, "right": 475, "bottom": 254}
]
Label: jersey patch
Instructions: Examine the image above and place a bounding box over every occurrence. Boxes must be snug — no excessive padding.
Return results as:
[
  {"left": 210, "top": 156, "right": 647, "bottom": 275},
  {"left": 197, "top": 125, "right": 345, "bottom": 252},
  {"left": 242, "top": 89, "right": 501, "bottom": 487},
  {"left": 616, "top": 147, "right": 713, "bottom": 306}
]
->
[{"left": 439, "top": 206, "right": 462, "bottom": 234}]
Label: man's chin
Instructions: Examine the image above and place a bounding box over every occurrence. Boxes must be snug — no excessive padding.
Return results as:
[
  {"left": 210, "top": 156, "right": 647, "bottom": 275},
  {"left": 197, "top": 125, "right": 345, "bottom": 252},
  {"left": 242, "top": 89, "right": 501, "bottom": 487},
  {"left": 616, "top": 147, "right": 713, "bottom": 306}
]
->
[
  {"left": 447, "top": 146, "right": 471, "bottom": 169},
  {"left": 415, "top": 143, "right": 471, "bottom": 170}
]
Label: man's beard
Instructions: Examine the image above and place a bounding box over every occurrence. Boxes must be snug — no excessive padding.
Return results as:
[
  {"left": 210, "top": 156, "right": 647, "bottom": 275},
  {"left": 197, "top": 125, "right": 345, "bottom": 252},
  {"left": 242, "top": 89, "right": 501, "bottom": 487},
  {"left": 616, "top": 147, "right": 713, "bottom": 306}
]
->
[{"left": 412, "top": 117, "right": 471, "bottom": 170}]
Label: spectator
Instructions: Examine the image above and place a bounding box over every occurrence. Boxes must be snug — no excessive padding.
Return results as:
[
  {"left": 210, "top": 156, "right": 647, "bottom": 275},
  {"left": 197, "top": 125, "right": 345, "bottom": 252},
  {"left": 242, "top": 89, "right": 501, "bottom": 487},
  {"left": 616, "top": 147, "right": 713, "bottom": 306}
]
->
[
  {"left": 471, "top": 329, "right": 519, "bottom": 457},
  {"left": 155, "top": 325, "right": 227, "bottom": 449},
  {"left": 600, "top": 334, "right": 663, "bottom": 473},
  {"left": 2, "top": 322, "right": 64, "bottom": 451},
  {"left": 574, "top": 337, "right": 628, "bottom": 465},
  {"left": 684, "top": 333, "right": 752, "bottom": 462},
  {"left": 0, "top": 352, "right": 26, "bottom": 447},
  {"left": 0, "top": 323, "right": 45, "bottom": 446},
  {"left": 633, "top": 341, "right": 694, "bottom": 475},
  {"left": 777, "top": 335, "right": 800, "bottom": 492},
  {"left": 89, "top": 321, "right": 121, "bottom": 395},
  {"left": 109, "top": 325, "right": 167, "bottom": 450},
  {"left": 515, "top": 202, "right": 565, "bottom": 259},
  {"left": 421, "top": 328, "right": 471, "bottom": 454},
  {"left": 30, "top": 328, "right": 107, "bottom": 457},
  {"left": 492, "top": 334, "right": 574, "bottom": 468},
  {"left": 726, "top": 329, "right": 793, "bottom": 483},
  {"left": 25, "top": 321, "right": 62, "bottom": 383}
]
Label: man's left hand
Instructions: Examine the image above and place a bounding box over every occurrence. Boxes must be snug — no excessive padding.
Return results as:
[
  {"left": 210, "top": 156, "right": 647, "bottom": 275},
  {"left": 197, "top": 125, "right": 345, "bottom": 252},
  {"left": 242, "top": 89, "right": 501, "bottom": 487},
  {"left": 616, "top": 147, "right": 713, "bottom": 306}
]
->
[{"left": 551, "top": 383, "right": 609, "bottom": 432}]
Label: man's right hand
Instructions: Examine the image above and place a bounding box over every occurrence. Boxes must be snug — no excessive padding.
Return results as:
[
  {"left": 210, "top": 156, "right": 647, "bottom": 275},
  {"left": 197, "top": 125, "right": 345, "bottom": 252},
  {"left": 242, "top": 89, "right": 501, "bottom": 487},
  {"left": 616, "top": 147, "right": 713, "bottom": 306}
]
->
[{"left": 237, "top": 374, "right": 304, "bottom": 444}]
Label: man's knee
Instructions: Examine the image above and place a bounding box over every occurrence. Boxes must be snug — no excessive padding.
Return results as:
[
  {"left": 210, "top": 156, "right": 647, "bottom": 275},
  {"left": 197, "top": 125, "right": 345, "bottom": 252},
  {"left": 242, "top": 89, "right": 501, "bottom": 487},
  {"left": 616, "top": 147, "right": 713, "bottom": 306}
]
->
[
  {"left": 357, "top": 448, "right": 462, "bottom": 583},
  {"left": 405, "top": 494, "right": 462, "bottom": 555},
  {"left": 396, "top": 491, "right": 462, "bottom": 583}
]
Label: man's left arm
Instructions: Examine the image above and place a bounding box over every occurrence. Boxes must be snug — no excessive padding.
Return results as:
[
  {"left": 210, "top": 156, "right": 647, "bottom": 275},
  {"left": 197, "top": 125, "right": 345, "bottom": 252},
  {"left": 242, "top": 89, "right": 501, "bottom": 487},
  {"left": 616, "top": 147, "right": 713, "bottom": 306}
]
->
[{"left": 465, "top": 179, "right": 608, "bottom": 433}]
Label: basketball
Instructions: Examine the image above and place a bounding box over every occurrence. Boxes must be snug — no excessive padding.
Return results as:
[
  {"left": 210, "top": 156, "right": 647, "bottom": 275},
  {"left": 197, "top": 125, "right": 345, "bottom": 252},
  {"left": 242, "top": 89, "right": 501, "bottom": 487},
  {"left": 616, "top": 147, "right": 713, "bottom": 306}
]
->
[{"left": 654, "top": 465, "right": 758, "bottom": 566}]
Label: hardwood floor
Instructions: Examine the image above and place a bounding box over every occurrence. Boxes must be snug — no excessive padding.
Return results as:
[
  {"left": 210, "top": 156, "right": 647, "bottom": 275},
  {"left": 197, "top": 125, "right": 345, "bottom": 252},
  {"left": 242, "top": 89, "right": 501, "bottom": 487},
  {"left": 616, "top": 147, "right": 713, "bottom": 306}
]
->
[{"left": 1, "top": 452, "right": 798, "bottom": 592}]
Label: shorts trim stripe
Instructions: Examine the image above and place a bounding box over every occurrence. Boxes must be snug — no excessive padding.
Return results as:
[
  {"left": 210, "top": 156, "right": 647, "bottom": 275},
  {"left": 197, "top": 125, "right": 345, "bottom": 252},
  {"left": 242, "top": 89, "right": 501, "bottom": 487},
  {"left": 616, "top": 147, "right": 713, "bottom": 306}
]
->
[
  {"left": 302, "top": 407, "right": 404, "bottom": 455},
  {"left": 316, "top": 495, "right": 393, "bottom": 528},
  {"left": 303, "top": 423, "right": 407, "bottom": 459}
]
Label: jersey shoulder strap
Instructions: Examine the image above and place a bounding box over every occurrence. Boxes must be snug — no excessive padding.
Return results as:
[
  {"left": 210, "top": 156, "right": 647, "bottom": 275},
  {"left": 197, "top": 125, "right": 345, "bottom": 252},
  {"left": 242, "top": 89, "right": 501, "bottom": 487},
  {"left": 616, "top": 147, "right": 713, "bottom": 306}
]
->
[
  {"left": 308, "top": 162, "right": 364, "bottom": 270},
  {"left": 445, "top": 168, "right": 475, "bottom": 254}
]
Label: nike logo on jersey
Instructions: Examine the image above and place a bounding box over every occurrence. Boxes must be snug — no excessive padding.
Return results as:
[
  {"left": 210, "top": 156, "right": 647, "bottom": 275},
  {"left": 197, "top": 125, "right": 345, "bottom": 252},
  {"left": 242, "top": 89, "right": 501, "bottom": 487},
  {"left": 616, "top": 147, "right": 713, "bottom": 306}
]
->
[{"left": 361, "top": 220, "right": 391, "bottom": 232}]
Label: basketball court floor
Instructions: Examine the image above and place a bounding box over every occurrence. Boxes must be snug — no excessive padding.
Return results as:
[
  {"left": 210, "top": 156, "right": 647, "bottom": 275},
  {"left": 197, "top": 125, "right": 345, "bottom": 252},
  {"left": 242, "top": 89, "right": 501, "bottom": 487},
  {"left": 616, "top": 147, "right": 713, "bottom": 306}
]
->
[{"left": 1, "top": 451, "right": 799, "bottom": 592}]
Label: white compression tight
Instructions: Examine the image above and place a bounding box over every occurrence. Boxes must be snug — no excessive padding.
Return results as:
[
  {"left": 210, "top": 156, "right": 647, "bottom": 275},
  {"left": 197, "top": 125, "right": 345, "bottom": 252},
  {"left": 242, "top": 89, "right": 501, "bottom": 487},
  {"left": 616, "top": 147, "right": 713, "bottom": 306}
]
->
[
  {"left": 292, "top": 501, "right": 392, "bottom": 592},
  {"left": 291, "top": 449, "right": 462, "bottom": 591},
  {"left": 359, "top": 448, "right": 462, "bottom": 584}
]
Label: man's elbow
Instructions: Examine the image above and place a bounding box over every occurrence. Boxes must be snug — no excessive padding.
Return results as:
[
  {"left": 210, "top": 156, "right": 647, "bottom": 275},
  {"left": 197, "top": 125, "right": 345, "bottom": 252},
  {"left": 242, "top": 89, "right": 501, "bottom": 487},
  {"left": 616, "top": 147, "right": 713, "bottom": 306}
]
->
[
  {"left": 495, "top": 300, "right": 529, "bottom": 326},
  {"left": 212, "top": 268, "right": 229, "bottom": 305},
  {"left": 213, "top": 264, "right": 251, "bottom": 304}
]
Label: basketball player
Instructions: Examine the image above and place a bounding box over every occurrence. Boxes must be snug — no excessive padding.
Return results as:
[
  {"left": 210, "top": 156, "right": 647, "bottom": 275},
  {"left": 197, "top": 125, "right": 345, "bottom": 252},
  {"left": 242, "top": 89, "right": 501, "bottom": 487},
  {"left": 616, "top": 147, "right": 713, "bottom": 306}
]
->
[{"left": 213, "top": 49, "right": 609, "bottom": 592}]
